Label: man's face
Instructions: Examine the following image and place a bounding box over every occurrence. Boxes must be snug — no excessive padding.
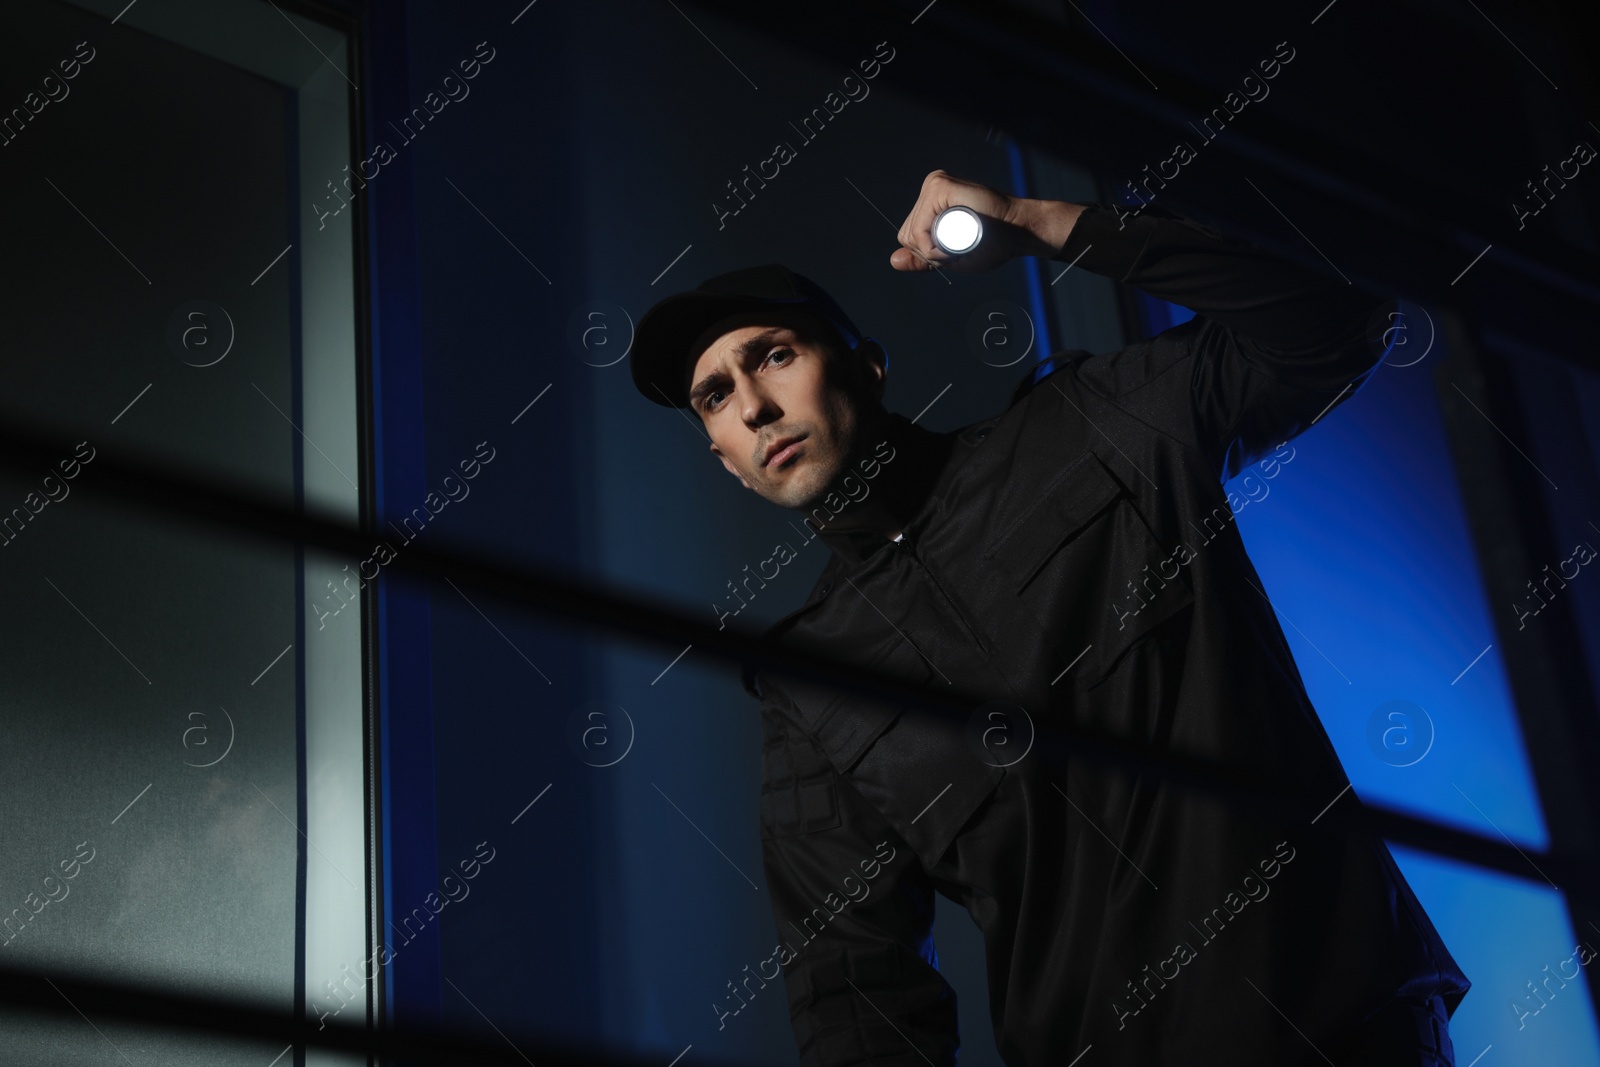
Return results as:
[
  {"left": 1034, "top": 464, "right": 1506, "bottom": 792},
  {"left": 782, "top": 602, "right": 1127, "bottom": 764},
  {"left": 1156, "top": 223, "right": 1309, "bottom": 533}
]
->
[{"left": 688, "top": 309, "right": 884, "bottom": 510}]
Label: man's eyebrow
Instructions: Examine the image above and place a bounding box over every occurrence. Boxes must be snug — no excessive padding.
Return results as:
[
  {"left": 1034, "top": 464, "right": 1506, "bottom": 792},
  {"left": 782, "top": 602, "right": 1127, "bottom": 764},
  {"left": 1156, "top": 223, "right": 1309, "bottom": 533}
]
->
[{"left": 687, "top": 328, "right": 793, "bottom": 407}]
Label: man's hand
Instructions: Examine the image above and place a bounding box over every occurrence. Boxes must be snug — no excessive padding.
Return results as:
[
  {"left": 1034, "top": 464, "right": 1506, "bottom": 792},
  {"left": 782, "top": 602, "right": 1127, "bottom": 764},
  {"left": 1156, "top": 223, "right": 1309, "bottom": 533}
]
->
[{"left": 890, "top": 170, "right": 1086, "bottom": 273}]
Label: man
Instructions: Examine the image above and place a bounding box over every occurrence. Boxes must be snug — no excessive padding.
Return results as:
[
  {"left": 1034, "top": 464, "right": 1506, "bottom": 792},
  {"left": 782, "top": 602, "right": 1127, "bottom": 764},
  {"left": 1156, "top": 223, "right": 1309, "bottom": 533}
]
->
[{"left": 630, "top": 169, "right": 1469, "bottom": 1066}]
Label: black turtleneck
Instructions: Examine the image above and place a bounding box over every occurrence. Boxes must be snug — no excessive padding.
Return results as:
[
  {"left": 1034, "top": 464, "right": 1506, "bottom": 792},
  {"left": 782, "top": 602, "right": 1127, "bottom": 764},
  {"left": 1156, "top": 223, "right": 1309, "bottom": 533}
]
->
[{"left": 811, "top": 410, "right": 958, "bottom": 566}]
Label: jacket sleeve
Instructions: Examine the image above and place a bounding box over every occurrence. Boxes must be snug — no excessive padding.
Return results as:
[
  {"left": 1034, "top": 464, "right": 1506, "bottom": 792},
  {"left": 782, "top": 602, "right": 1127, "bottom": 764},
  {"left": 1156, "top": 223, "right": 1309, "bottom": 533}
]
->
[
  {"left": 1047, "top": 202, "right": 1391, "bottom": 482},
  {"left": 757, "top": 692, "right": 960, "bottom": 1067}
]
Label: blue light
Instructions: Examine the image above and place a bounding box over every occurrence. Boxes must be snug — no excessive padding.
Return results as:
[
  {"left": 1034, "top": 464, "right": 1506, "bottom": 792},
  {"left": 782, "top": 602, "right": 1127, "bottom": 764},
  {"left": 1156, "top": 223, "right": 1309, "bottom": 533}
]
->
[{"left": 1217, "top": 307, "right": 1600, "bottom": 1063}]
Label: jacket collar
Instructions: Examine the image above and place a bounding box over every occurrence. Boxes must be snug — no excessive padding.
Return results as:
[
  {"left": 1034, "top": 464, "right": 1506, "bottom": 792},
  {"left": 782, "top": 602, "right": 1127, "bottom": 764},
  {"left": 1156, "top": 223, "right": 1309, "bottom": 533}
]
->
[
  {"left": 813, "top": 411, "right": 958, "bottom": 566},
  {"left": 741, "top": 412, "right": 965, "bottom": 699}
]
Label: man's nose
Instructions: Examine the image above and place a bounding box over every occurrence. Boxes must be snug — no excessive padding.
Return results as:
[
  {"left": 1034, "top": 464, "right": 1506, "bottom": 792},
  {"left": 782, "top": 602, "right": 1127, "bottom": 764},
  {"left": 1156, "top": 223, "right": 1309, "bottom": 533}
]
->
[{"left": 739, "top": 382, "right": 780, "bottom": 427}]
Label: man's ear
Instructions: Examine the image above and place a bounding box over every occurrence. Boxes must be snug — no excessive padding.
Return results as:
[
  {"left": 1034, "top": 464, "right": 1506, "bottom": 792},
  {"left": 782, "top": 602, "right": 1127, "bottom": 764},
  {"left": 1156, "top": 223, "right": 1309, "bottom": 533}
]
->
[
  {"left": 713, "top": 446, "right": 754, "bottom": 490},
  {"left": 855, "top": 338, "right": 889, "bottom": 403}
]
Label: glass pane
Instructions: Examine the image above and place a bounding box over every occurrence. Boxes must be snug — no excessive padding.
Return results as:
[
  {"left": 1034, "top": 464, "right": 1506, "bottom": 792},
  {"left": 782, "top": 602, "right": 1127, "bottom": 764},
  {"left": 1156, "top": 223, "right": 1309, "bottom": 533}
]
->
[{"left": 0, "top": 1, "right": 363, "bottom": 1063}]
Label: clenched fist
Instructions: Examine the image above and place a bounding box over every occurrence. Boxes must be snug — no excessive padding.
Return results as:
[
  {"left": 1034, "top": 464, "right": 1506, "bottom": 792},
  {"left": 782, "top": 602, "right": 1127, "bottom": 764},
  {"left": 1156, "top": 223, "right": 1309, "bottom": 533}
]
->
[{"left": 890, "top": 169, "right": 1085, "bottom": 274}]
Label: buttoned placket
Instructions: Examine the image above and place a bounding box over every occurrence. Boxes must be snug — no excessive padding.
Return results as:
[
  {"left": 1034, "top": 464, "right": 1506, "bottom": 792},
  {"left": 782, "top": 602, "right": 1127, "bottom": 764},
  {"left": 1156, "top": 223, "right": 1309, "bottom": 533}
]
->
[
  {"left": 852, "top": 518, "right": 1032, "bottom": 728},
  {"left": 891, "top": 528, "right": 991, "bottom": 659}
]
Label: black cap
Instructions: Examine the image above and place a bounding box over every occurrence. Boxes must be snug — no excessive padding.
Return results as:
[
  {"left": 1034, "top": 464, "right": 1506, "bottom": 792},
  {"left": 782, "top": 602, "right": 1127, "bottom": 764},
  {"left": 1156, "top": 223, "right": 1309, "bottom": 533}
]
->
[{"left": 631, "top": 264, "right": 865, "bottom": 409}]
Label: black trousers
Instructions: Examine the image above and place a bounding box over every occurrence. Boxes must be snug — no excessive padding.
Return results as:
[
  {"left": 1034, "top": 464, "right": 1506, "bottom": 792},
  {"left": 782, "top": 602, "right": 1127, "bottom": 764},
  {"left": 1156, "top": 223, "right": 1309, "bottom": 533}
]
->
[{"left": 1326, "top": 994, "right": 1455, "bottom": 1066}]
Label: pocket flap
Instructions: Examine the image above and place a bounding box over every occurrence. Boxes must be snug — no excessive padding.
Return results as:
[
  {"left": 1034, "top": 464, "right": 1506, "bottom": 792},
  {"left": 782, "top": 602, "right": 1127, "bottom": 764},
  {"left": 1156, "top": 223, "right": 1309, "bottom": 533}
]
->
[
  {"left": 983, "top": 450, "right": 1124, "bottom": 592},
  {"left": 764, "top": 631, "right": 937, "bottom": 775}
]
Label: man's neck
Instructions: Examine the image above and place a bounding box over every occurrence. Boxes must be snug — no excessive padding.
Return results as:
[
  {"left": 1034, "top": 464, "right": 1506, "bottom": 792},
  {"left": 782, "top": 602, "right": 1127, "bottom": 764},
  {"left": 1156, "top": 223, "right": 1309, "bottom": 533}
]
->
[{"left": 809, "top": 411, "right": 951, "bottom": 550}]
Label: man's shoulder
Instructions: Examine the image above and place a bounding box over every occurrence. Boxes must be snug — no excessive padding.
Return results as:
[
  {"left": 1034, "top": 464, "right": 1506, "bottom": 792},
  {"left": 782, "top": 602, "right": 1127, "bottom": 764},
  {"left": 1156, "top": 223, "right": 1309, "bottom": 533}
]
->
[
  {"left": 1007, "top": 328, "right": 1204, "bottom": 419},
  {"left": 938, "top": 347, "right": 1106, "bottom": 457},
  {"left": 1005, "top": 348, "right": 1099, "bottom": 410},
  {"left": 934, "top": 359, "right": 1079, "bottom": 458}
]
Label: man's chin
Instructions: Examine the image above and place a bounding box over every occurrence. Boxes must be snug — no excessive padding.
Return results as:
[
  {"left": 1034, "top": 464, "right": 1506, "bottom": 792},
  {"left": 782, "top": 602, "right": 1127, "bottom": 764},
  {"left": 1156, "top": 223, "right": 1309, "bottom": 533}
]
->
[{"left": 760, "top": 461, "right": 841, "bottom": 511}]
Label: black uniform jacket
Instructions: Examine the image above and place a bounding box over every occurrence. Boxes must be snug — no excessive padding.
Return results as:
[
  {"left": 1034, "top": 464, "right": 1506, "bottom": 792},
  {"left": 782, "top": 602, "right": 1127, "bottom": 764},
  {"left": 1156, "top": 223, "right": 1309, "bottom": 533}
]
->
[{"left": 740, "top": 203, "right": 1470, "bottom": 1066}]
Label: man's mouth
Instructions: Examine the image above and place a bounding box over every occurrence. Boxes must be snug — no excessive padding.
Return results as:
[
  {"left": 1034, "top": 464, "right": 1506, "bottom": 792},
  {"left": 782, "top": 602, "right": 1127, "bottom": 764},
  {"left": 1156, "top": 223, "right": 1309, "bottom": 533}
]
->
[{"left": 763, "top": 435, "right": 807, "bottom": 468}]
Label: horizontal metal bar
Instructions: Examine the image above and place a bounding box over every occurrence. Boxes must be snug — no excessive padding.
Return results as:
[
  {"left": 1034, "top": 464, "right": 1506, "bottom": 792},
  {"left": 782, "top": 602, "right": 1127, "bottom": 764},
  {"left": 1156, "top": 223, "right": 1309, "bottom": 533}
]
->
[{"left": 0, "top": 958, "right": 643, "bottom": 1066}]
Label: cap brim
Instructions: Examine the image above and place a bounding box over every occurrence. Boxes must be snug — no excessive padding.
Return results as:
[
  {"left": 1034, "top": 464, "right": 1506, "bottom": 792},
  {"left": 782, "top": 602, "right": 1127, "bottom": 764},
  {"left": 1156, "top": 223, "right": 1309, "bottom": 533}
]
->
[{"left": 632, "top": 292, "right": 833, "bottom": 408}]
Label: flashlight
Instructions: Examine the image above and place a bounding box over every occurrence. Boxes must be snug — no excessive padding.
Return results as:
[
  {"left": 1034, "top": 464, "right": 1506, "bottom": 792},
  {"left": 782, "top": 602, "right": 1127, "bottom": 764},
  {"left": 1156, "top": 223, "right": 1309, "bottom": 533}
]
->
[{"left": 932, "top": 205, "right": 983, "bottom": 256}]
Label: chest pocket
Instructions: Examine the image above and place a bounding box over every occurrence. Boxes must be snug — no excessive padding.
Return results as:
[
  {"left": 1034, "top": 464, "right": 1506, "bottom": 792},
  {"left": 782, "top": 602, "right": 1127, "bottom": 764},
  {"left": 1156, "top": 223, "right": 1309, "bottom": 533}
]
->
[
  {"left": 982, "top": 449, "right": 1194, "bottom": 691},
  {"left": 768, "top": 627, "right": 1008, "bottom": 871},
  {"left": 758, "top": 623, "right": 941, "bottom": 840},
  {"left": 765, "top": 626, "right": 940, "bottom": 780}
]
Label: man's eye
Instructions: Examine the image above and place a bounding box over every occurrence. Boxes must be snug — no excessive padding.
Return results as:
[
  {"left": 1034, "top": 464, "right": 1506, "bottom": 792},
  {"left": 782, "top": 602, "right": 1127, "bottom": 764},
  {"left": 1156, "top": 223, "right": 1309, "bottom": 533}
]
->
[{"left": 766, "top": 347, "right": 793, "bottom": 366}]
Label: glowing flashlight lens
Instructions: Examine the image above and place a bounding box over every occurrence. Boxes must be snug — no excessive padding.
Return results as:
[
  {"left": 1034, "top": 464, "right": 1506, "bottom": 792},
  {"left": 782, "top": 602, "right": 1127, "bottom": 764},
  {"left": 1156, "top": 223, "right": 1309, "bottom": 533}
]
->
[{"left": 933, "top": 206, "right": 982, "bottom": 254}]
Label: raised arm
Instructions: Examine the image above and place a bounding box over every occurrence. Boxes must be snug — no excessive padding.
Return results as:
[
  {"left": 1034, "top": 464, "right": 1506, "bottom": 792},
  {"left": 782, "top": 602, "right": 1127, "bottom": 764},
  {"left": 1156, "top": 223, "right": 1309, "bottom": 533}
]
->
[
  {"left": 892, "top": 172, "right": 1392, "bottom": 480},
  {"left": 891, "top": 170, "right": 1376, "bottom": 359},
  {"left": 1050, "top": 201, "right": 1389, "bottom": 479}
]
